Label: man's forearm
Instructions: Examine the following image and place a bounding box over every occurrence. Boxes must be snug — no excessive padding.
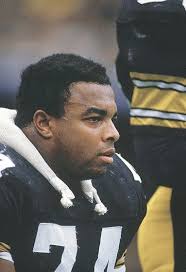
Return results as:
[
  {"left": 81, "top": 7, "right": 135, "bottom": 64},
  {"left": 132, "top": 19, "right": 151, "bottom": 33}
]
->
[{"left": 0, "top": 259, "right": 16, "bottom": 272}]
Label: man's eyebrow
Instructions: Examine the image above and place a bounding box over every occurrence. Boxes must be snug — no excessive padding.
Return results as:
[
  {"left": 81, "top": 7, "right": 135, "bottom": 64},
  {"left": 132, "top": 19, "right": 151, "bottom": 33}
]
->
[{"left": 82, "top": 107, "right": 107, "bottom": 116}]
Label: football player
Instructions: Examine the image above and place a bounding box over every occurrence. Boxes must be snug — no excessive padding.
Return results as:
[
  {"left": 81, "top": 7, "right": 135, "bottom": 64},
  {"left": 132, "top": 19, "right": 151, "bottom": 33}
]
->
[
  {"left": 0, "top": 54, "right": 146, "bottom": 272},
  {"left": 116, "top": 0, "right": 186, "bottom": 271}
]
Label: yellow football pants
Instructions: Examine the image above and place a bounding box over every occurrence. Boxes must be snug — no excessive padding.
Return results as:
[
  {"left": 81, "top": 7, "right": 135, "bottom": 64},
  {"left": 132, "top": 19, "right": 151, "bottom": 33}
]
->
[{"left": 137, "top": 186, "right": 174, "bottom": 272}]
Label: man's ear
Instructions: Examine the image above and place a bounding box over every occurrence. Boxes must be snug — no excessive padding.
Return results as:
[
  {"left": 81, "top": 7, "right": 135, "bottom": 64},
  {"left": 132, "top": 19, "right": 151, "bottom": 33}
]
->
[{"left": 33, "top": 110, "right": 53, "bottom": 139}]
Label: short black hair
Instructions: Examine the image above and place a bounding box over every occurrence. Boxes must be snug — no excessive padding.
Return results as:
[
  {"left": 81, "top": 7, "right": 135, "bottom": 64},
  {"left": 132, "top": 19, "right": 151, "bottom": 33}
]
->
[{"left": 15, "top": 53, "right": 111, "bottom": 127}]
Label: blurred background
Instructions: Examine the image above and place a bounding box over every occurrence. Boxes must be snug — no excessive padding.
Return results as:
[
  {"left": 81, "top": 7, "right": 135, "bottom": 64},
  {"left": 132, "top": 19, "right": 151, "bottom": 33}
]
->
[
  {"left": 0, "top": 0, "right": 123, "bottom": 107},
  {"left": 0, "top": 1, "right": 140, "bottom": 270}
]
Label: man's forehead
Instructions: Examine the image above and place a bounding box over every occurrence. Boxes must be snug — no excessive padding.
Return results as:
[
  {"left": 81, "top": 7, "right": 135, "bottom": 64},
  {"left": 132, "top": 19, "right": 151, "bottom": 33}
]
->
[
  {"left": 66, "top": 82, "right": 117, "bottom": 115},
  {"left": 67, "top": 102, "right": 116, "bottom": 113},
  {"left": 69, "top": 82, "right": 115, "bottom": 103}
]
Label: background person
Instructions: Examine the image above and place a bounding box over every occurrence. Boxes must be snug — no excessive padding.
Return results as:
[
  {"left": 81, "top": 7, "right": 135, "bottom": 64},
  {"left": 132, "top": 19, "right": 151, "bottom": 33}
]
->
[{"left": 116, "top": 0, "right": 186, "bottom": 271}]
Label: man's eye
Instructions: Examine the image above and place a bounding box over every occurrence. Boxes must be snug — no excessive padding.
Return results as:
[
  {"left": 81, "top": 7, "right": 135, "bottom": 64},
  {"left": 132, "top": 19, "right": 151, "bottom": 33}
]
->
[{"left": 87, "top": 116, "right": 102, "bottom": 122}]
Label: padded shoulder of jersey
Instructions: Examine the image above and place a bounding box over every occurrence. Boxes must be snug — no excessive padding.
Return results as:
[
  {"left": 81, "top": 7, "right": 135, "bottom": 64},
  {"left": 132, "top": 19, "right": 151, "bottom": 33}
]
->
[
  {"left": 92, "top": 154, "right": 146, "bottom": 220},
  {"left": 0, "top": 143, "right": 56, "bottom": 196},
  {"left": 0, "top": 144, "right": 146, "bottom": 222},
  {"left": 0, "top": 143, "right": 39, "bottom": 179}
]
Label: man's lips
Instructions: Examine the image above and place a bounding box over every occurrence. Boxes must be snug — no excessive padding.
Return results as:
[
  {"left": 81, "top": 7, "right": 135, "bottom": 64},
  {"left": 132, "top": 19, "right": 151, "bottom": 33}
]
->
[
  {"left": 98, "top": 148, "right": 115, "bottom": 164},
  {"left": 100, "top": 148, "right": 116, "bottom": 157}
]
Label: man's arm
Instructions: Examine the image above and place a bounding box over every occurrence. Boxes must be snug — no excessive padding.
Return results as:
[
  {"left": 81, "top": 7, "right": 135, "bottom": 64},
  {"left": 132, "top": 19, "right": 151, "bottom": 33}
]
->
[
  {"left": 0, "top": 174, "right": 20, "bottom": 272},
  {"left": 0, "top": 259, "right": 16, "bottom": 272}
]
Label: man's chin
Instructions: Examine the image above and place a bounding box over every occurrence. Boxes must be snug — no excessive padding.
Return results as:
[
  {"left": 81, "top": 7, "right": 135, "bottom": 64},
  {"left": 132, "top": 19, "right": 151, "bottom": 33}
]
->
[
  {"left": 82, "top": 166, "right": 107, "bottom": 179},
  {"left": 69, "top": 164, "right": 108, "bottom": 180}
]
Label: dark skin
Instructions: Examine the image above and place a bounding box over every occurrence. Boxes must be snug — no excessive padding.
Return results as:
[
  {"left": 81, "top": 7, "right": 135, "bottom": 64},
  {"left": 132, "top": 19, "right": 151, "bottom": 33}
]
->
[
  {"left": 0, "top": 259, "right": 16, "bottom": 272},
  {"left": 24, "top": 82, "right": 119, "bottom": 191},
  {"left": 0, "top": 82, "right": 119, "bottom": 271}
]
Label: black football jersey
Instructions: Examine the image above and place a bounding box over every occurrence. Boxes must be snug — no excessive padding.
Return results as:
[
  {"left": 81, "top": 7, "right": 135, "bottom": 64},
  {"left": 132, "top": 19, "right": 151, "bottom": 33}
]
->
[
  {"left": 116, "top": 0, "right": 186, "bottom": 133},
  {"left": 0, "top": 143, "right": 146, "bottom": 272},
  {"left": 116, "top": 0, "right": 186, "bottom": 96},
  {"left": 117, "top": 0, "right": 186, "bottom": 72}
]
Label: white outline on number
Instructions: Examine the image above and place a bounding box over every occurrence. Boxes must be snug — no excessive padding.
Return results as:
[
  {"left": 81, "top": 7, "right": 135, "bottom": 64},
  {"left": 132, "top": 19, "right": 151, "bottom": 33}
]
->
[
  {"left": 94, "top": 226, "right": 122, "bottom": 271},
  {"left": 33, "top": 223, "right": 124, "bottom": 271},
  {"left": 33, "top": 223, "right": 78, "bottom": 272}
]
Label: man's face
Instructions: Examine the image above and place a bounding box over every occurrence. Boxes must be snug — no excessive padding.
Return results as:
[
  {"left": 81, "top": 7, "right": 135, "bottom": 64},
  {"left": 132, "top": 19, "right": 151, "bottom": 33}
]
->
[{"left": 51, "top": 82, "right": 120, "bottom": 180}]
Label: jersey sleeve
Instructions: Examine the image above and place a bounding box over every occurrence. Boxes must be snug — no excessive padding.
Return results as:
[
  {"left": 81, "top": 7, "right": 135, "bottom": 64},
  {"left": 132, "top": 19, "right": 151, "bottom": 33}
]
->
[
  {"left": 0, "top": 175, "right": 21, "bottom": 259},
  {"left": 116, "top": 0, "right": 186, "bottom": 99}
]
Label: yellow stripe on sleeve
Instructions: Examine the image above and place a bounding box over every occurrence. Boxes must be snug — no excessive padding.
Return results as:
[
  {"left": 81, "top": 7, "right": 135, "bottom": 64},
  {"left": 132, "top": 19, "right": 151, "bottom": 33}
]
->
[
  {"left": 132, "top": 88, "right": 186, "bottom": 114},
  {"left": 0, "top": 242, "right": 11, "bottom": 252},
  {"left": 130, "top": 72, "right": 186, "bottom": 85},
  {"left": 131, "top": 117, "right": 186, "bottom": 129}
]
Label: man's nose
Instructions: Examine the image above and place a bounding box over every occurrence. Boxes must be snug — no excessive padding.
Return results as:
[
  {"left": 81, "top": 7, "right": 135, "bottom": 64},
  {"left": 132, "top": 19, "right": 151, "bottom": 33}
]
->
[{"left": 102, "top": 120, "right": 120, "bottom": 143}]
